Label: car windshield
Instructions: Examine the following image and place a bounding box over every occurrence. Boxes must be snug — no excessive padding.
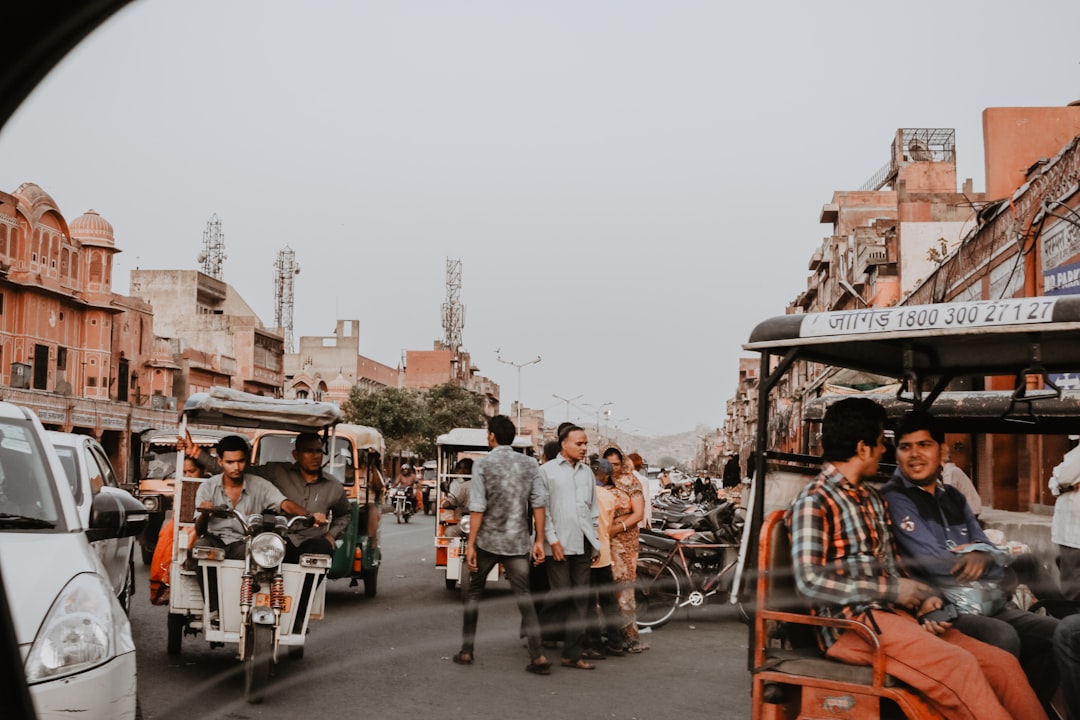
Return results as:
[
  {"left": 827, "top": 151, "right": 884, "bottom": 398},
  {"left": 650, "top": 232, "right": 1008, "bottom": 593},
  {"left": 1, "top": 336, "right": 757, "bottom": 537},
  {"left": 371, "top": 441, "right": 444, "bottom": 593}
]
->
[
  {"left": 51, "top": 445, "right": 82, "bottom": 505},
  {"left": 0, "top": 419, "right": 60, "bottom": 528}
]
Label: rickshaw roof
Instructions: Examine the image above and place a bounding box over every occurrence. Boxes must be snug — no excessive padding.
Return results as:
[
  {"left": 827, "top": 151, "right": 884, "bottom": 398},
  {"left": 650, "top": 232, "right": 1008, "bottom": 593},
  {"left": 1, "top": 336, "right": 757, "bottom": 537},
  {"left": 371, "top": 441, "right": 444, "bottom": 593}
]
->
[
  {"left": 744, "top": 295, "right": 1080, "bottom": 378},
  {"left": 254, "top": 423, "right": 385, "bottom": 454},
  {"left": 181, "top": 387, "right": 342, "bottom": 432},
  {"left": 435, "top": 427, "right": 532, "bottom": 451}
]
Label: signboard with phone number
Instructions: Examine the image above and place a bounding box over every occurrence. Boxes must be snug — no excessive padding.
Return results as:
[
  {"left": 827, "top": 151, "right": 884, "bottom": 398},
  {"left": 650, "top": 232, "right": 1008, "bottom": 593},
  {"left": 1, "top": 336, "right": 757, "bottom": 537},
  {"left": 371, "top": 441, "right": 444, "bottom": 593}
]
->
[{"left": 800, "top": 298, "right": 1059, "bottom": 338}]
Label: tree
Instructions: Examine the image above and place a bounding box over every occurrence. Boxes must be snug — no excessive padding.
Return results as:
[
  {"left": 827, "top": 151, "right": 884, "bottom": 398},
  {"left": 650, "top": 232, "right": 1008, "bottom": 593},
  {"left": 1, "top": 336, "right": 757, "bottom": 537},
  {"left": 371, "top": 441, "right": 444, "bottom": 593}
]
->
[
  {"left": 342, "top": 382, "right": 485, "bottom": 460},
  {"left": 342, "top": 386, "right": 424, "bottom": 460},
  {"left": 416, "top": 383, "right": 484, "bottom": 457}
]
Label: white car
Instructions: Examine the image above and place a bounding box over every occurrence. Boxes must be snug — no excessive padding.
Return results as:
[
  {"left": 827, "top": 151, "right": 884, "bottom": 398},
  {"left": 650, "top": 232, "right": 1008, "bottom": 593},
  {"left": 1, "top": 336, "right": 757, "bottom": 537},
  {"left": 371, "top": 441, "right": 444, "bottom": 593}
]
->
[
  {"left": 47, "top": 431, "right": 137, "bottom": 613},
  {"left": 0, "top": 403, "right": 145, "bottom": 720}
]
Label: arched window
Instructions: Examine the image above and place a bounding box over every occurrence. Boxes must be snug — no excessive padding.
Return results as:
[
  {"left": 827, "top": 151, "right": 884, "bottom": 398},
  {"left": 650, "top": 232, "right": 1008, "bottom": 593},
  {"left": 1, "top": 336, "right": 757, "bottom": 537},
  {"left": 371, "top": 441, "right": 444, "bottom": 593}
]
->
[{"left": 88, "top": 251, "right": 103, "bottom": 283}]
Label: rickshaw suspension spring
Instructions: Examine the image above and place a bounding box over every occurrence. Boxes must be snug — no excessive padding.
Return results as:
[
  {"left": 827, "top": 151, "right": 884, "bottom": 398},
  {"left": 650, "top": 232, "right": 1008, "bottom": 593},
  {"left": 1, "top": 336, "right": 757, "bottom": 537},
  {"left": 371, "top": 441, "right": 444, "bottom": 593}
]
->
[
  {"left": 240, "top": 574, "right": 253, "bottom": 606},
  {"left": 271, "top": 575, "right": 285, "bottom": 610}
]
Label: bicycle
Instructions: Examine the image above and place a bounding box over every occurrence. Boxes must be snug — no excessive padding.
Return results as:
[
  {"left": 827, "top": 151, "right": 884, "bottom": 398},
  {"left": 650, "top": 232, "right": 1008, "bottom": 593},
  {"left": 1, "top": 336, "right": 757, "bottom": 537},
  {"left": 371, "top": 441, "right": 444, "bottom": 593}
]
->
[{"left": 634, "top": 522, "right": 742, "bottom": 629}]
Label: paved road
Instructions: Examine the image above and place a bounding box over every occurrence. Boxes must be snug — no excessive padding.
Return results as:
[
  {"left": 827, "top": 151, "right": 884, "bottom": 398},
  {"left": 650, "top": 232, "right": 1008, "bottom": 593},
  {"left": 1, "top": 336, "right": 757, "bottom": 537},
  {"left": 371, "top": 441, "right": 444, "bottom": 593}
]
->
[{"left": 130, "top": 512, "right": 752, "bottom": 719}]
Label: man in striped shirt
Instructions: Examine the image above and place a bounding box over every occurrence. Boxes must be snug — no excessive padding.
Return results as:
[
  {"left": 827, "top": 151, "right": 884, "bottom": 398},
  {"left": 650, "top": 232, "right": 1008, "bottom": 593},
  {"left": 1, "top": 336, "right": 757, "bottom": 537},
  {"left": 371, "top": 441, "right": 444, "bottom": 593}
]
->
[{"left": 787, "top": 397, "right": 1044, "bottom": 720}]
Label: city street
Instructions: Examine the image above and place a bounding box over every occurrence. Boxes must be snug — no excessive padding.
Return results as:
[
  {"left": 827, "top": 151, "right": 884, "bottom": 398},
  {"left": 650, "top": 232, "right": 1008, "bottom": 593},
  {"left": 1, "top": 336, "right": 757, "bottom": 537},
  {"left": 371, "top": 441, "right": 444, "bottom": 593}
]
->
[{"left": 130, "top": 512, "right": 752, "bottom": 719}]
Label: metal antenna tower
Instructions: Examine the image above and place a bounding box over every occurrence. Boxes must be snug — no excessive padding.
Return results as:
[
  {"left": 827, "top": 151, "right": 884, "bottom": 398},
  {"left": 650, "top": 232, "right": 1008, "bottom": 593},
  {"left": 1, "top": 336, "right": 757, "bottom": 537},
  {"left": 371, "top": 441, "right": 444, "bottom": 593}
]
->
[
  {"left": 197, "top": 213, "right": 226, "bottom": 279},
  {"left": 273, "top": 245, "right": 300, "bottom": 352},
  {"left": 441, "top": 257, "right": 465, "bottom": 352}
]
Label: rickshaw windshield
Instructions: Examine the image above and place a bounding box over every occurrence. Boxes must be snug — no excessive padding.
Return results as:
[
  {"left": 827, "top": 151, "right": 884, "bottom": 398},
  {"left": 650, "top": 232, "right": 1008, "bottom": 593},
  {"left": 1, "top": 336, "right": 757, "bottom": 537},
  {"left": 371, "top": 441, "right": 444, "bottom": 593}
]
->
[{"left": 253, "top": 433, "right": 355, "bottom": 484}]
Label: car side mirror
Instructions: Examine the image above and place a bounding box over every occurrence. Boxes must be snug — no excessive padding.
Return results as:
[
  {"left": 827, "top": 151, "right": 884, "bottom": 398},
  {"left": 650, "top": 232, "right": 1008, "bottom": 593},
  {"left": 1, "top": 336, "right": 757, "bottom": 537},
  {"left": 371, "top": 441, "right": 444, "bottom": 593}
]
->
[{"left": 87, "top": 486, "right": 149, "bottom": 542}]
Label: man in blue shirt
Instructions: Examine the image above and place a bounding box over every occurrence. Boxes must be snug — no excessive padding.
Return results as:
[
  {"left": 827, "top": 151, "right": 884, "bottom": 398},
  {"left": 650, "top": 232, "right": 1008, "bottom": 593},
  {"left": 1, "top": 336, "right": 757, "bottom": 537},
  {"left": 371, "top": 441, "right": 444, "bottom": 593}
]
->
[
  {"left": 882, "top": 410, "right": 1059, "bottom": 710},
  {"left": 541, "top": 424, "right": 600, "bottom": 669}
]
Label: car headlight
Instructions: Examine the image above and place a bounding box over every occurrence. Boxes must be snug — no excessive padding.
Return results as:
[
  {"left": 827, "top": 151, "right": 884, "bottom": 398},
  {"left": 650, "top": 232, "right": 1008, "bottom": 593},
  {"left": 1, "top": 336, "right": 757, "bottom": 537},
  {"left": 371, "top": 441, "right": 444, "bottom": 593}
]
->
[
  {"left": 251, "top": 532, "right": 286, "bottom": 569},
  {"left": 25, "top": 572, "right": 134, "bottom": 683}
]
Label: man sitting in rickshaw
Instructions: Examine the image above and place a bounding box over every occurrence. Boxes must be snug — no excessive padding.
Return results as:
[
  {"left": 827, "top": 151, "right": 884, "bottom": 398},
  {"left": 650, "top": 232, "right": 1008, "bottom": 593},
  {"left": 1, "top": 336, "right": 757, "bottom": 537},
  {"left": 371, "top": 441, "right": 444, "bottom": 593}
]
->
[
  {"left": 191, "top": 435, "right": 308, "bottom": 560},
  {"left": 184, "top": 431, "right": 350, "bottom": 562},
  {"left": 442, "top": 458, "right": 473, "bottom": 538}
]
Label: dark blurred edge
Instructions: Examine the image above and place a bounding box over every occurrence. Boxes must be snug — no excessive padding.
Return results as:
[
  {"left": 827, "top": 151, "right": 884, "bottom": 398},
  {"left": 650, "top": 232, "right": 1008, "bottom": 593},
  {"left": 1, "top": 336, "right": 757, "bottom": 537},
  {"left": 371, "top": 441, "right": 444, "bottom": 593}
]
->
[
  {"left": 0, "top": 0, "right": 133, "bottom": 134},
  {"left": 0, "top": 2, "right": 135, "bottom": 717}
]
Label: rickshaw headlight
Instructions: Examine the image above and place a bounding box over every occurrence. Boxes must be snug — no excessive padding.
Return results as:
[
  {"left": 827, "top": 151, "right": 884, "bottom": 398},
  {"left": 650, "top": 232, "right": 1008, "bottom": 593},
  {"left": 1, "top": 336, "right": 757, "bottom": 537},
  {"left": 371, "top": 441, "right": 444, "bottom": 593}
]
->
[
  {"left": 459, "top": 514, "right": 471, "bottom": 535},
  {"left": 141, "top": 495, "right": 160, "bottom": 512},
  {"left": 251, "top": 533, "right": 287, "bottom": 569}
]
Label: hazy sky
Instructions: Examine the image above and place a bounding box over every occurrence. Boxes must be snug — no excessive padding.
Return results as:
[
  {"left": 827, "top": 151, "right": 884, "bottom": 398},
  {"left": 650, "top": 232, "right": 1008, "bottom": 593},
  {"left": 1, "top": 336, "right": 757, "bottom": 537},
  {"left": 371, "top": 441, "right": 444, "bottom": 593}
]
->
[{"left": 1, "top": 1, "right": 1079, "bottom": 436}]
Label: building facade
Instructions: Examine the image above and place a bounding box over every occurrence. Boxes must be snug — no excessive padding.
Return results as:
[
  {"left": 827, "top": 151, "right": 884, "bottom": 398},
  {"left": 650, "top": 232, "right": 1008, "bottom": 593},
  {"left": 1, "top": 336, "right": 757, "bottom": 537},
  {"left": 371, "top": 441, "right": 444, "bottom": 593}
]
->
[{"left": 0, "top": 183, "right": 176, "bottom": 480}]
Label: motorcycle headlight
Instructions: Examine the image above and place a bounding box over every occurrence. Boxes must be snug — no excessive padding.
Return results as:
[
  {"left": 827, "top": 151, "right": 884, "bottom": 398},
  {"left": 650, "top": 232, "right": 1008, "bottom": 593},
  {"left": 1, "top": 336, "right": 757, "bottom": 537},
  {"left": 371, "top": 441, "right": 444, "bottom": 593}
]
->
[
  {"left": 25, "top": 573, "right": 134, "bottom": 683},
  {"left": 251, "top": 532, "right": 287, "bottom": 569}
]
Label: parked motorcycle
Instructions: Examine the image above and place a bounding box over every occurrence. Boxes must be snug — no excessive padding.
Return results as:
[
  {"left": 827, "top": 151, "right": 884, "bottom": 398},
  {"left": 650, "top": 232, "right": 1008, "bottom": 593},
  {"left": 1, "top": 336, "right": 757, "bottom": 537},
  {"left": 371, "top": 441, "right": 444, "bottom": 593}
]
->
[
  {"left": 174, "top": 507, "right": 329, "bottom": 703},
  {"left": 391, "top": 484, "right": 415, "bottom": 524}
]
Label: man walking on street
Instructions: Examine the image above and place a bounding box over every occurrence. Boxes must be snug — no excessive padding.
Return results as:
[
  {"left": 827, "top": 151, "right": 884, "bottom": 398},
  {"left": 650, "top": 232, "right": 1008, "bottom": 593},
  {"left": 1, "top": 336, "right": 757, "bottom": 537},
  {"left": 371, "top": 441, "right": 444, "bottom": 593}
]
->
[
  {"left": 455, "top": 415, "right": 550, "bottom": 674},
  {"left": 541, "top": 424, "right": 600, "bottom": 670}
]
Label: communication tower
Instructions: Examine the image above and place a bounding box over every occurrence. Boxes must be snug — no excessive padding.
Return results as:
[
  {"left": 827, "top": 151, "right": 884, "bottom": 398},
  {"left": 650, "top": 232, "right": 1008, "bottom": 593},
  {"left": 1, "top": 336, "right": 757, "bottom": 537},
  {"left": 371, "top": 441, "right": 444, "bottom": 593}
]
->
[
  {"left": 273, "top": 245, "right": 300, "bottom": 353},
  {"left": 196, "top": 213, "right": 226, "bottom": 279},
  {"left": 441, "top": 257, "right": 465, "bottom": 353}
]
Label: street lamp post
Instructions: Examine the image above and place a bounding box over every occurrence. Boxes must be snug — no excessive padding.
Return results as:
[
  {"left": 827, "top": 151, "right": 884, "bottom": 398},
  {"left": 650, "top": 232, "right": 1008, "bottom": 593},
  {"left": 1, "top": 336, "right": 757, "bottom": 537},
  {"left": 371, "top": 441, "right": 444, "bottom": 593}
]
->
[
  {"left": 497, "top": 354, "right": 541, "bottom": 430},
  {"left": 582, "top": 401, "right": 613, "bottom": 450},
  {"left": 551, "top": 393, "right": 583, "bottom": 421}
]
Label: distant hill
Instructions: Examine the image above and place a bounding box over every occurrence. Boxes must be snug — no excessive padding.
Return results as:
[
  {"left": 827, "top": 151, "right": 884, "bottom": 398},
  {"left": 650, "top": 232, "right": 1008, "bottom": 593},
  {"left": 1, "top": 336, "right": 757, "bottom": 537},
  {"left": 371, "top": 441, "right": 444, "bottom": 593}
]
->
[{"left": 596, "top": 425, "right": 714, "bottom": 471}]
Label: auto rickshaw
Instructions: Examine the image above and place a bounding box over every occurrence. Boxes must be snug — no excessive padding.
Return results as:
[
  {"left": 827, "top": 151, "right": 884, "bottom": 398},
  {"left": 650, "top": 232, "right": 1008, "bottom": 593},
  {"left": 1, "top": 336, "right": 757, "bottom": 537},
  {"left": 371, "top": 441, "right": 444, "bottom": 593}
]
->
[
  {"left": 133, "top": 427, "right": 233, "bottom": 564},
  {"left": 165, "top": 387, "right": 344, "bottom": 703},
  {"left": 434, "top": 427, "right": 532, "bottom": 590},
  {"left": 736, "top": 295, "right": 1080, "bottom": 719},
  {"left": 251, "top": 423, "right": 384, "bottom": 597}
]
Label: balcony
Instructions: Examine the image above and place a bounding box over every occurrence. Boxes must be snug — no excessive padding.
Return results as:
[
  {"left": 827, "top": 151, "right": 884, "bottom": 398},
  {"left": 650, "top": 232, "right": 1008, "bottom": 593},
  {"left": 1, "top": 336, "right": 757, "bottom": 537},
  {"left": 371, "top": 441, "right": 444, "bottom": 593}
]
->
[{"left": 854, "top": 237, "right": 892, "bottom": 277}]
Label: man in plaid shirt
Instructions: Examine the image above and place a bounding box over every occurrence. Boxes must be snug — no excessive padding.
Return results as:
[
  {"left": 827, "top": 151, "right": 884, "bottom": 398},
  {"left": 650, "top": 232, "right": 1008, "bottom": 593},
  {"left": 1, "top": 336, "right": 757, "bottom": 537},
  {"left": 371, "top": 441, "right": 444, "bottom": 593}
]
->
[{"left": 787, "top": 397, "right": 1045, "bottom": 720}]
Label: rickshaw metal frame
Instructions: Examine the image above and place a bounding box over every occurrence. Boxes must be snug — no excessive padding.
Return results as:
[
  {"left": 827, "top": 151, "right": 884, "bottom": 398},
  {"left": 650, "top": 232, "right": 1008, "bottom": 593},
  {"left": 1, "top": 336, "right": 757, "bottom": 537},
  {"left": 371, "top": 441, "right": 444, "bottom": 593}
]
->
[
  {"left": 167, "top": 388, "right": 345, "bottom": 665},
  {"left": 433, "top": 427, "right": 532, "bottom": 590},
  {"left": 739, "top": 295, "right": 1080, "bottom": 717}
]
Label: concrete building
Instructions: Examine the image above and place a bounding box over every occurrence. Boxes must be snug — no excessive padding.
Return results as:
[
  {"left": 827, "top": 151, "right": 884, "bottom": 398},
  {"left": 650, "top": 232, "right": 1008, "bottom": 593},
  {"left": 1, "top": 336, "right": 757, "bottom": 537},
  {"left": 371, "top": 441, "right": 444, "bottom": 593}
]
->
[
  {"left": 0, "top": 182, "right": 176, "bottom": 480},
  {"left": 284, "top": 320, "right": 400, "bottom": 403},
  {"left": 129, "top": 268, "right": 285, "bottom": 397},
  {"left": 404, "top": 343, "right": 500, "bottom": 418},
  {"left": 722, "top": 104, "right": 1080, "bottom": 567}
]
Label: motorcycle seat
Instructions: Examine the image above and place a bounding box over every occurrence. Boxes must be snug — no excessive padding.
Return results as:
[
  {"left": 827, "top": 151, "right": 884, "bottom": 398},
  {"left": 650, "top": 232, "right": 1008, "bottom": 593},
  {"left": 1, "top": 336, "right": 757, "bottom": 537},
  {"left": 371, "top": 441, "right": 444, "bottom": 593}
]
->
[{"left": 664, "top": 528, "right": 696, "bottom": 541}]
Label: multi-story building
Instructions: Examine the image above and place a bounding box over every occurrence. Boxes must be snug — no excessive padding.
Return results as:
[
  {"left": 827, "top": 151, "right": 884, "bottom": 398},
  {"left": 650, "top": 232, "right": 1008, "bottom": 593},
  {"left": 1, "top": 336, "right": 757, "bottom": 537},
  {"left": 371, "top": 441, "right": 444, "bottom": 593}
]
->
[
  {"left": 0, "top": 182, "right": 176, "bottom": 480},
  {"left": 284, "top": 320, "right": 400, "bottom": 403},
  {"left": 128, "top": 268, "right": 285, "bottom": 397},
  {"left": 724, "top": 104, "right": 1080, "bottom": 527}
]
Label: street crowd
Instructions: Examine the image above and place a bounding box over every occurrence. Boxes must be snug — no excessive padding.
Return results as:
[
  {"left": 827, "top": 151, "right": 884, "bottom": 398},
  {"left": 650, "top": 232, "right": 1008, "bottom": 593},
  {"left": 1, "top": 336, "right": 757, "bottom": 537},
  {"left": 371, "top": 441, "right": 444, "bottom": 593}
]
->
[{"left": 452, "top": 415, "right": 651, "bottom": 674}]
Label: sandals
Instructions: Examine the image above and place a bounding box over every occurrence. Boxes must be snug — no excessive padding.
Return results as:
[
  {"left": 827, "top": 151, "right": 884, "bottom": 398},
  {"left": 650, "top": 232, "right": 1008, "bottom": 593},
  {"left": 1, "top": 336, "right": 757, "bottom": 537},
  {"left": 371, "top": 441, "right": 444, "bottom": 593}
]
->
[
  {"left": 560, "top": 658, "right": 596, "bottom": 670},
  {"left": 626, "top": 640, "right": 650, "bottom": 654},
  {"left": 525, "top": 658, "right": 552, "bottom": 675},
  {"left": 452, "top": 651, "right": 473, "bottom": 665},
  {"left": 580, "top": 648, "right": 606, "bottom": 661}
]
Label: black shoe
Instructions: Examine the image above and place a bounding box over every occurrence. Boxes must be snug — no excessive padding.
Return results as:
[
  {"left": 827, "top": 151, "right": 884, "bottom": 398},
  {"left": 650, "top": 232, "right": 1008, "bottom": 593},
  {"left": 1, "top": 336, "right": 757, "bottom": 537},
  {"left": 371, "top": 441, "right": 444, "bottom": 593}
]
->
[{"left": 602, "top": 642, "right": 626, "bottom": 657}]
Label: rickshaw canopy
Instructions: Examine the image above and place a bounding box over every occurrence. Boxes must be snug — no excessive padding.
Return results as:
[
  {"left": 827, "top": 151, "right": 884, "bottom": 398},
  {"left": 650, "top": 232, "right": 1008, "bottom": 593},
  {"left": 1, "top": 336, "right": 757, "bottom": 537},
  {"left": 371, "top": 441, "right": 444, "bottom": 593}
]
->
[
  {"left": 180, "top": 387, "right": 342, "bottom": 432},
  {"left": 435, "top": 427, "right": 532, "bottom": 452}
]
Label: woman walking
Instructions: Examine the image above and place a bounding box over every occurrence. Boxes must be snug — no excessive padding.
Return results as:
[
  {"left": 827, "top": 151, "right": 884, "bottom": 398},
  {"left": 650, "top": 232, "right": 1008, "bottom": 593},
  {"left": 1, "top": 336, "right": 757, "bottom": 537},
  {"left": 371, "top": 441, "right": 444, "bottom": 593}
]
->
[{"left": 601, "top": 446, "right": 649, "bottom": 653}]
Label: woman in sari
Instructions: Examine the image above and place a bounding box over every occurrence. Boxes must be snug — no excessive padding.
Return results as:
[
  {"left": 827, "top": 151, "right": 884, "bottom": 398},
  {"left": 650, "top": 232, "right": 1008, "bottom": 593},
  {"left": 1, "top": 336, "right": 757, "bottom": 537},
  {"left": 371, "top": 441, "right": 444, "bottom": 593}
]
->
[{"left": 601, "top": 445, "right": 649, "bottom": 653}]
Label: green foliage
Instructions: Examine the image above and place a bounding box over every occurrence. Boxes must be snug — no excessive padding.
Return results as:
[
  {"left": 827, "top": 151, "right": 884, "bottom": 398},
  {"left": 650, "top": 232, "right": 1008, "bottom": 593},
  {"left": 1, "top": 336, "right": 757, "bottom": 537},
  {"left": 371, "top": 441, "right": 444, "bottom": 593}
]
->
[{"left": 343, "top": 382, "right": 484, "bottom": 459}]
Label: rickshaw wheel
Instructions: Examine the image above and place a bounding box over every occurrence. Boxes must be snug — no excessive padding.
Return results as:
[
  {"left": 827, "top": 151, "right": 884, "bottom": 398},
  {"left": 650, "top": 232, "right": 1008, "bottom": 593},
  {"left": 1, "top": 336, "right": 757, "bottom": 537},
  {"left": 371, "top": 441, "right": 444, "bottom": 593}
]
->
[
  {"left": 364, "top": 569, "right": 378, "bottom": 598},
  {"left": 244, "top": 624, "right": 274, "bottom": 703},
  {"left": 166, "top": 613, "right": 184, "bottom": 655},
  {"left": 445, "top": 577, "right": 457, "bottom": 591},
  {"left": 287, "top": 645, "right": 304, "bottom": 661}
]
